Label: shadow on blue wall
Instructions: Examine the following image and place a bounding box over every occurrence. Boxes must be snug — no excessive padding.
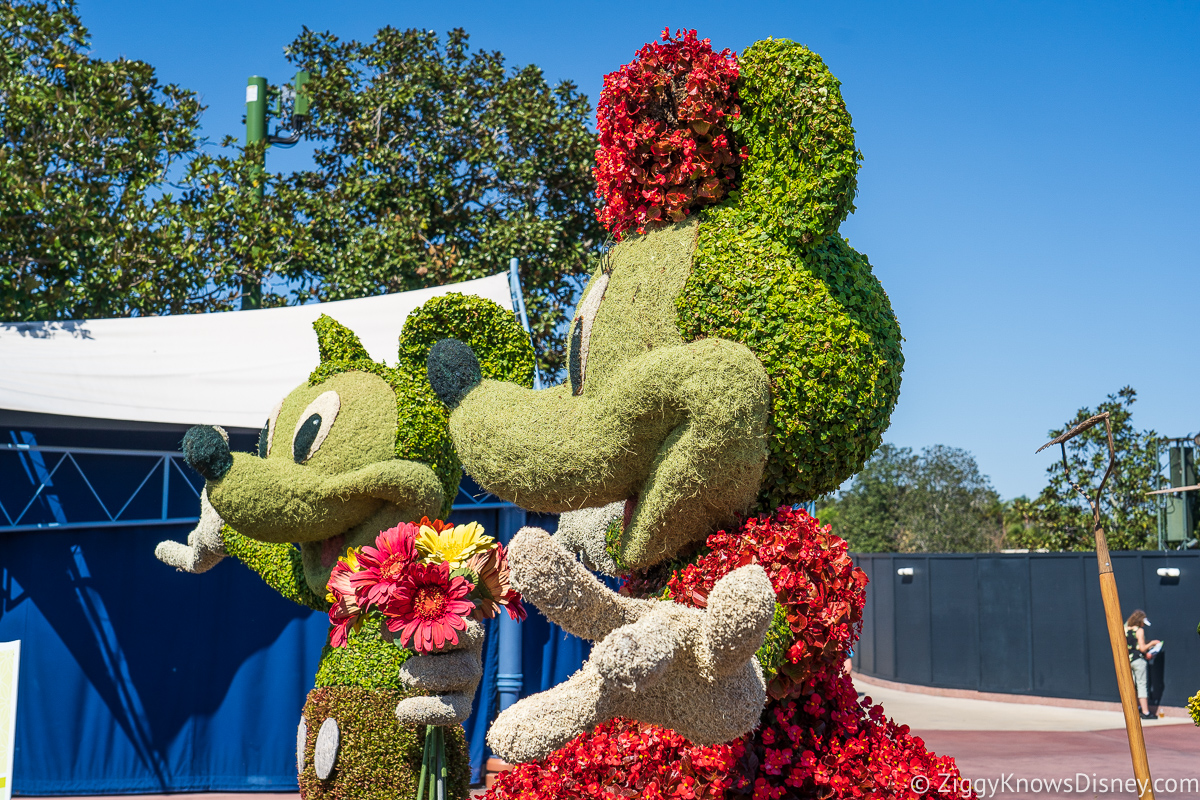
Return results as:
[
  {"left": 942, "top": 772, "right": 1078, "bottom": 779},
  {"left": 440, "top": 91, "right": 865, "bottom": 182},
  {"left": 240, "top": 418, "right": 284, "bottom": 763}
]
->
[{"left": 0, "top": 517, "right": 589, "bottom": 795}]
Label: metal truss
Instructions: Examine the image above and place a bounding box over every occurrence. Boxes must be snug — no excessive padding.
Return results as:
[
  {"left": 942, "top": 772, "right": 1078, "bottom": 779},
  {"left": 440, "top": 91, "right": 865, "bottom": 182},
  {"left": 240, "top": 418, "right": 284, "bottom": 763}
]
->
[
  {"left": 0, "top": 443, "right": 203, "bottom": 533},
  {"left": 1, "top": 441, "right": 515, "bottom": 533}
]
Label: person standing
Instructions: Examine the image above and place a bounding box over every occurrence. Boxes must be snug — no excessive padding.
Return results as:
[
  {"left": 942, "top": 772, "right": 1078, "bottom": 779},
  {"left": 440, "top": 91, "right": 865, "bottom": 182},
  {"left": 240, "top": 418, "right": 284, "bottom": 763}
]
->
[{"left": 1125, "top": 609, "right": 1161, "bottom": 720}]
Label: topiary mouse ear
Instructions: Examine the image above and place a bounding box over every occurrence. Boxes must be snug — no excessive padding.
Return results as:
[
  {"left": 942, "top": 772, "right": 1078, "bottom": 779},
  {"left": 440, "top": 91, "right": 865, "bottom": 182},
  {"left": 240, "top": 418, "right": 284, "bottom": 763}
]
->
[
  {"left": 313, "top": 315, "right": 372, "bottom": 364},
  {"left": 732, "top": 38, "right": 861, "bottom": 247},
  {"left": 398, "top": 294, "right": 535, "bottom": 389}
]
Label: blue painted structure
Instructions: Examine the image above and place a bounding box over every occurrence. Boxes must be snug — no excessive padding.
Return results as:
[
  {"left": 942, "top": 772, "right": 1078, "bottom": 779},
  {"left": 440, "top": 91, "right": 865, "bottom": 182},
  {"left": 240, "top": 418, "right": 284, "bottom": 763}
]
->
[{"left": 0, "top": 419, "right": 588, "bottom": 793}]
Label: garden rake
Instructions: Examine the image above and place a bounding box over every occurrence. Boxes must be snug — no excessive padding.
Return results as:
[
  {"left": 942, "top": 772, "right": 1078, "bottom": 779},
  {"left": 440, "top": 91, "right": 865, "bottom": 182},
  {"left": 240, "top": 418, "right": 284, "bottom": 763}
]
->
[{"left": 1037, "top": 412, "right": 1155, "bottom": 800}]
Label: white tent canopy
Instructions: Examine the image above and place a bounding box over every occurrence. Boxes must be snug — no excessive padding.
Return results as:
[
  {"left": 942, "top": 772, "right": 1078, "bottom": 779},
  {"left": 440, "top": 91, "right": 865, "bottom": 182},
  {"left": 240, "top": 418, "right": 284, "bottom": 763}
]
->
[{"left": 0, "top": 273, "right": 515, "bottom": 430}]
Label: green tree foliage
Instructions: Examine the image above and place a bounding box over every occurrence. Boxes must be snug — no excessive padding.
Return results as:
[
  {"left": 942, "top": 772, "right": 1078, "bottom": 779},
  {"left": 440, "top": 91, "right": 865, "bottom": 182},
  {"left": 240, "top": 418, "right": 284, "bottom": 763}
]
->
[
  {"left": 2, "top": 2, "right": 601, "bottom": 376},
  {"left": 175, "top": 140, "right": 316, "bottom": 310},
  {"left": 280, "top": 26, "right": 603, "bottom": 376},
  {"left": 0, "top": 0, "right": 214, "bottom": 319},
  {"left": 1010, "top": 386, "right": 1164, "bottom": 551},
  {"left": 818, "top": 443, "right": 1004, "bottom": 553}
]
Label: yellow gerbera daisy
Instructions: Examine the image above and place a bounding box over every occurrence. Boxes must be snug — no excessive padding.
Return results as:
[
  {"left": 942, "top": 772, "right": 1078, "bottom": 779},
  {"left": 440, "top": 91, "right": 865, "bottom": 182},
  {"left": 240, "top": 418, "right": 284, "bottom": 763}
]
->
[{"left": 415, "top": 521, "right": 495, "bottom": 568}]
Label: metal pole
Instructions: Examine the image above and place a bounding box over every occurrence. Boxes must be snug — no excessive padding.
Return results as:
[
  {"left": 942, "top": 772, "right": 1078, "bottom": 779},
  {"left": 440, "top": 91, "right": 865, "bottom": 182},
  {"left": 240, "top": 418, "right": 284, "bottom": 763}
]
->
[
  {"left": 495, "top": 505, "right": 525, "bottom": 714},
  {"left": 508, "top": 257, "right": 543, "bottom": 390},
  {"left": 1038, "top": 414, "right": 1154, "bottom": 800},
  {"left": 160, "top": 456, "right": 170, "bottom": 522},
  {"left": 242, "top": 76, "right": 268, "bottom": 310}
]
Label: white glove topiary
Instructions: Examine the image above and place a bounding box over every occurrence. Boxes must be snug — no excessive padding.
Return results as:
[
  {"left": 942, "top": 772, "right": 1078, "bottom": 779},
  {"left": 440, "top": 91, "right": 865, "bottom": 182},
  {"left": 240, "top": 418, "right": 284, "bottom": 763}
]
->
[{"left": 486, "top": 526, "right": 775, "bottom": 764}]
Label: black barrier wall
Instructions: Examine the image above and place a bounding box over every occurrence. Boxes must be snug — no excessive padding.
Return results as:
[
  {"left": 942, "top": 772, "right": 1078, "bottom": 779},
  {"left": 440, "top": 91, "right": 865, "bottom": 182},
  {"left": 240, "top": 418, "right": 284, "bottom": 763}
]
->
[{"left": 852, "top": 552, "right": 1200, "bottom": 708}]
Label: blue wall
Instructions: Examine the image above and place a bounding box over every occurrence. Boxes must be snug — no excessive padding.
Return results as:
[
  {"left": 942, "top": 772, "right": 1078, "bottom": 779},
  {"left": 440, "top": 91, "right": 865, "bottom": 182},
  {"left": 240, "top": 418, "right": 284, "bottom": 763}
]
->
[{"left": 0, "top": 516, "right": 586, "bottom": 795}]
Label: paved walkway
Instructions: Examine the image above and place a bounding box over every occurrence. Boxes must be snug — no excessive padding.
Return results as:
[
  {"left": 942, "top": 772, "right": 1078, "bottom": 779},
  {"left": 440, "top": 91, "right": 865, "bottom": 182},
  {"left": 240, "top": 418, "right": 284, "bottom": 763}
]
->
[
  {"left": 41, "top": 679, "right": 1200, "bottom": 800},
  {"left": 853, "top": 675, "right": 1200, "bottom": 799},
  {"left": 853, "top": 674, "right": 1191, "bottom": 731}
]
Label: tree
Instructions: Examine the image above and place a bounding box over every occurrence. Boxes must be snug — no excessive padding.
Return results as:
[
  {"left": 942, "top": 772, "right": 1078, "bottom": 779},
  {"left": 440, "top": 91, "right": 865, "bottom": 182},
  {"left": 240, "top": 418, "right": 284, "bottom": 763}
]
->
[
  {"left": 817, "top": 444, "right": 1004, "bottom": 553},
  {"left": 816, "top": 443, "right": 911, "bottom": 552},
  {"left": 3, "top": 3, "right": 603, "bottom": 378},
  {"left": 0, "top": 0, "right": 217, "bottom": 320},
  {"left": 1009, "top": 386, "right": 1164, "bottom": 551},
  {"left": 280, "top": 26, "right": 603, "bottom": 376},
  {"left": 173, "top": 140, "right": 317, "bottom": 310}
]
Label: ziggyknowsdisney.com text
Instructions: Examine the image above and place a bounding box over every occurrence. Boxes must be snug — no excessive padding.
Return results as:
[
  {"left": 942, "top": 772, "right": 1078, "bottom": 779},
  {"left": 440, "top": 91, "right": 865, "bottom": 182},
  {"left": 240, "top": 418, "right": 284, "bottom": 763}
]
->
[{"left": 911, "top": 773, "right": 1200, "bottom": 797}]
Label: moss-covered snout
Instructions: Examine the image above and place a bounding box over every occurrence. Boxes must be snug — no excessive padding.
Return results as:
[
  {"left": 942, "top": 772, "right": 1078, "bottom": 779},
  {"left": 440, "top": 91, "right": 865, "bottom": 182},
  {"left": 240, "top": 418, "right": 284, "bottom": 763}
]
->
[
  {"left": 203, "top": 448, "right": 442, "bottom": 544},
  {"left": 431, "top": 337, "right": 770, "bottom": 569}
]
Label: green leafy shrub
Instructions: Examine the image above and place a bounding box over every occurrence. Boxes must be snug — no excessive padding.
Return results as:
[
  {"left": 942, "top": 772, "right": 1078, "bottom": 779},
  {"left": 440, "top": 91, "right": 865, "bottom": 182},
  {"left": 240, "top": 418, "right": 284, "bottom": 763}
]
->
[
  {"left": 398, "top": 293, "right": 535, "bottom": 388},
  {"left": 314, "top": 623, "right": 413, "bottom": 690},
  {"left": 679, "top": 228, "right": 903, "bottom": 508},
  {"left": 298, "top": 686, "right": 469, "bottom": 800},
  {"left": 729, "top": 39, "right": 861, "bottom": 247}
]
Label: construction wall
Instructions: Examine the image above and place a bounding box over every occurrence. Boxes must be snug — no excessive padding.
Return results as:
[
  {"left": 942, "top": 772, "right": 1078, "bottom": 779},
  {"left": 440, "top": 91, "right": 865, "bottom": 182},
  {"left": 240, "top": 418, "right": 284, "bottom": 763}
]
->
[{"left": 853, "top": 551, "right": 1200, "bottom": 708}]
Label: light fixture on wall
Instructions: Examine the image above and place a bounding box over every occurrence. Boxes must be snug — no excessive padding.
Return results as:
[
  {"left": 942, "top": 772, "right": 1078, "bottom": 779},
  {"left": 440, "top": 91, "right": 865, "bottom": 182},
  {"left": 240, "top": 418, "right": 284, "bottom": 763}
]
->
[
  {"left": 1156, "top": 567, "right": 1180, "bottom": 578},
  {"left": 896, "top": 567, "right": 914, "bottom": 577}
]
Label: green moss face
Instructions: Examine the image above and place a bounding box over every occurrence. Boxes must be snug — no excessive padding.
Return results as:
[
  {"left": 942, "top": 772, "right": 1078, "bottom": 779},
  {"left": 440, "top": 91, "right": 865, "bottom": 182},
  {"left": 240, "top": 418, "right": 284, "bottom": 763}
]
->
[
  {"left": 450, "top": 222, "right": 771, "bottom": 569},
  {"left": 443, "top": 39, "right": 902, "bottom": 570},
  {"left": 206, "top": 368, "right": 445, "bottom": 592},
  {"left": 569, "top": 221, "right": 696, "bottom": 392},
  {"left": 205, "top": 296, "right": 534, "bottom": 594}
]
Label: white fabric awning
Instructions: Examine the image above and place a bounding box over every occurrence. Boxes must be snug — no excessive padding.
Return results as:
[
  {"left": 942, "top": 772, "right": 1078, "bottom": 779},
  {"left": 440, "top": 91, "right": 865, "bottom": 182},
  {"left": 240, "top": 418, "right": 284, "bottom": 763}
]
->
[{"left": 0, "top": 273, "right": 515, "bottom": 430}]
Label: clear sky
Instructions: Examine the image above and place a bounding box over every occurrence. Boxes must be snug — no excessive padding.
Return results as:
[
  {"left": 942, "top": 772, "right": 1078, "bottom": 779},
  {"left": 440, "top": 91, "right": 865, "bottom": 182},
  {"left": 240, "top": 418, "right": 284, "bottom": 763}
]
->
[{"left": 76, "top": 0, "right": 1200, "bottom": 500}]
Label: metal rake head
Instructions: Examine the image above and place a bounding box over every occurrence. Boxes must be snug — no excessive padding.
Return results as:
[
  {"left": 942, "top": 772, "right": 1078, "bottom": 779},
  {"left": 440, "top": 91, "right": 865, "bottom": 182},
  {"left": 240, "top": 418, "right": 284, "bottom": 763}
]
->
[{"left": 1035, "top": 412, "right": 1115, "bottom": 524}]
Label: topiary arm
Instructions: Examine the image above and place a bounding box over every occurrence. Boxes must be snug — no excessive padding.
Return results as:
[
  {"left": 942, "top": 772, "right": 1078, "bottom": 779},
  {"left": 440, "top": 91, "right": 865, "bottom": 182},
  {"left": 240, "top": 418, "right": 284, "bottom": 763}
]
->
[
  {"left": 223, "top": 526, "right": 329, "bottom": 611},
  {"left": 486, "top": 527, "right": 776, "bottom": 764},
  {"left": 393, "top": 620, "right": 485, "bottom": 727},
  {"left": 155, "top": 487, "right": 227, "bottom": 573}
]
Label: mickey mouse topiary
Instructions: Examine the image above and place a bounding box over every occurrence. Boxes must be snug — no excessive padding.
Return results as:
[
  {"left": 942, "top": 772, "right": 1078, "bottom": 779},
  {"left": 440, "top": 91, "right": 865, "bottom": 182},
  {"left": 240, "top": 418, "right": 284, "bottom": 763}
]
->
[{"left": 156, "top": 292, "right": 533, "bottom": 800}]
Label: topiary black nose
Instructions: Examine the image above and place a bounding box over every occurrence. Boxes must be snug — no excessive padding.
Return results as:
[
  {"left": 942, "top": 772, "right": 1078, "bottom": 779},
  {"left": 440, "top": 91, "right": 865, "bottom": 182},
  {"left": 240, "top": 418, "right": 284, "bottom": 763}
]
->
[
  {"left": 427, "top": 338, "right": 482, "bottom": 408},
  {"left": 182, "top": 425, "right": 233, "bottom": 482}
]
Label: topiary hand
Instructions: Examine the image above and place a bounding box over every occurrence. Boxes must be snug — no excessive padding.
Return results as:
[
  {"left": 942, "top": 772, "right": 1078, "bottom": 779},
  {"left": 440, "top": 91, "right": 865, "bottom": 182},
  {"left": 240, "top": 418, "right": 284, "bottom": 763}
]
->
[
  {"left": 394, "top": 619, "right": 485, "bottom": 727},
  {"left": 154, "top": 488, "right": 227, "bottom": 573},
  {"left": 485, "top": 527, "right": 774, "bottom": 764}
]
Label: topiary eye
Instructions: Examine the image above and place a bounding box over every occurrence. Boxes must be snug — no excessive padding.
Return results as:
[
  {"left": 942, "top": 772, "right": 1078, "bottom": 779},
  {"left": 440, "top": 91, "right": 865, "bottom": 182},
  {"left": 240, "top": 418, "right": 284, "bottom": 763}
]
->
[
  {"left": 568, "top": 270, "right": 610, "bottom": 396},
  {"left": 293, "top": 414, "right": 322, "bottom": 462},
  {"left": 291, "top": 391, "right": 341, "bottom": 464},
  {"left": 259, "top": 399, "right": 283, "bottom": 458}
]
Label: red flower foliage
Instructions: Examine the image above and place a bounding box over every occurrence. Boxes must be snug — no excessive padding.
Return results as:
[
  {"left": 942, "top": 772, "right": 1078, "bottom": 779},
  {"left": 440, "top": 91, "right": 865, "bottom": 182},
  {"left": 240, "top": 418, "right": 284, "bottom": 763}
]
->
[
  {"left": 487, "top": 685, "right": 970, "bottom": 800},
  {"left": 484, "top": 508, "right": 974, "bottom": 800},
  {"left": 731, "top": 670, "right": 971, "bottom": 800},
  {"left": 594, "top": 28, "right": 744, "bottom": 238},
  {"left": 667, "top": 506, "right": 867, "bottom": 699},
  {"left": 487, "top": 717, "right": 737, "bottom": 800}
]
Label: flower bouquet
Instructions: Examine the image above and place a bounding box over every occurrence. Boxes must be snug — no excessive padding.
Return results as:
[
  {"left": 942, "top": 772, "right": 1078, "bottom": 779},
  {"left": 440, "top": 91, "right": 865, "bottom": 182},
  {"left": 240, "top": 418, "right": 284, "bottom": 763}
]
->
[{"left": 325, "top": 517, "right": 525, "bottom": 798}]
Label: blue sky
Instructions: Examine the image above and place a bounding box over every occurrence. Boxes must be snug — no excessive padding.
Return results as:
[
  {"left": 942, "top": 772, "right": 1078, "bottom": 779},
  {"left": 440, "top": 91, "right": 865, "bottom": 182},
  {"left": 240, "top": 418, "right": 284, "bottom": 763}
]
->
[{"left": 77, "top": 0, "right": 1200, "bottom": 500}]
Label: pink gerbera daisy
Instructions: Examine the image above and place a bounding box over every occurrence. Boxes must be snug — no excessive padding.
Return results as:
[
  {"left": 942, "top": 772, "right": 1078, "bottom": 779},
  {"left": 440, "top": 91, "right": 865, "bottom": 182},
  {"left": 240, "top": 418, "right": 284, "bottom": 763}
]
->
[
  {"left": 383, "top": 561, "right": 475, "bottom": 653},
  {"left": 351, "top": 522, "right": 419, "bottom": 610}
]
